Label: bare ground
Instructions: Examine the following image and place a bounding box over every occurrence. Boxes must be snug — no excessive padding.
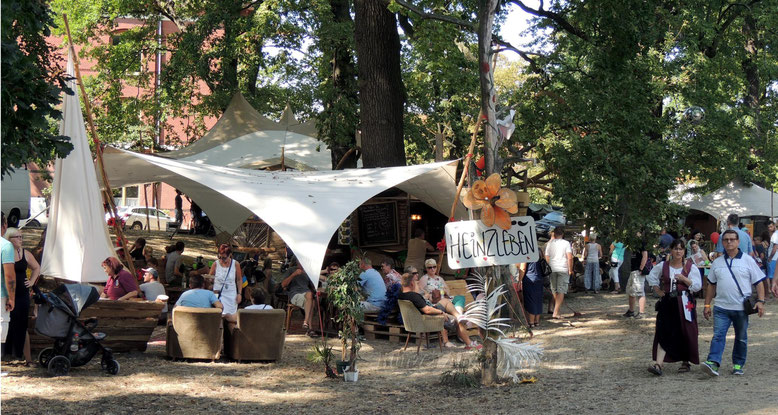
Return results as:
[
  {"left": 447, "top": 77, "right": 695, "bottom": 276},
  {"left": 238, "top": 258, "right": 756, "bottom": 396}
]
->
[{"left": 3, "top": 289, "right": 778, "bottom": 414}]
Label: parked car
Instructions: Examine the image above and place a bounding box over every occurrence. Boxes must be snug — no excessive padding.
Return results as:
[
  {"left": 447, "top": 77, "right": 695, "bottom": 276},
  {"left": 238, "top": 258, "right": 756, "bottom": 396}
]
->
[
  {"left": 1, "top": 168, "right": 30, "bottom": 227},
  {"left": 20, "top": 197, "right": 49, "bottom": 228},
  {"left": 535, "top": 211, "right": 567, "bottom": 238},
  {"left": 106, "top": 207, "right": 175, "bottom": 231}
]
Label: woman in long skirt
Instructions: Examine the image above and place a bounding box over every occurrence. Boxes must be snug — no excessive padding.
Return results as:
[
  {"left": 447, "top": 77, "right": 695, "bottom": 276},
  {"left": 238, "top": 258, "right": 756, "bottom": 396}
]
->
[
  {"left": 519, "top": 261, "right": 544, "bottom": 327},
  {"left": 646, "top": 239, "right": 702, "bottom": 375}
]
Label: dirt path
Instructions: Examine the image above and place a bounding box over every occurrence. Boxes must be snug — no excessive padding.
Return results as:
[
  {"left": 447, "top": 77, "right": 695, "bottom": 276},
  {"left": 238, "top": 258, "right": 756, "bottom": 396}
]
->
[{"left": 3, "top": 288, "right": 777, "bottom": 414}]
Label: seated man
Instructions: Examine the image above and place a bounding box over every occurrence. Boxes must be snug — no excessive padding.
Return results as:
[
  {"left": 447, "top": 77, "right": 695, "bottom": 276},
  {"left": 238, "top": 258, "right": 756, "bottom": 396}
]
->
[
  {"left": 281, "top": 258, "right": 314, "bottom": 333},
  {"left": 398, "top": 272, "right": 480, "bottom": 349},
  {"left": 358, "top": 258, "right": 387, "bottom": 313},
  {"left": 140, "top": 267, "right": 168, "bottom": 323},
  {"left": 175, "top": 274, "right": 223, "bottom": 310},
  {"left": 319, "top": 261, "right": 340, "bottom": 288},
  {"left": 246, "top": 286, "right": 273, "bottom": 310}
]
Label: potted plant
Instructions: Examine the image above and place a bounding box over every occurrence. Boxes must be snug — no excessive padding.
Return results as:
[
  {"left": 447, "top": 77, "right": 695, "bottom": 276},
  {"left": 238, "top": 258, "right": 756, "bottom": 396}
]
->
[{"left": 325, "top": 259, "right": 364, "bottom": 381}]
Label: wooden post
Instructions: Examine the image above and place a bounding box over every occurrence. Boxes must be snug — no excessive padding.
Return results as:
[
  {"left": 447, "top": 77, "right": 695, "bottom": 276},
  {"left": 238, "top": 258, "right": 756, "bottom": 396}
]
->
[
  {"left": 434, "top": 110, "right": 484, "bottom": 276},
  {"left": 63, "top": 14, "right": 138, "bottom": 289}
]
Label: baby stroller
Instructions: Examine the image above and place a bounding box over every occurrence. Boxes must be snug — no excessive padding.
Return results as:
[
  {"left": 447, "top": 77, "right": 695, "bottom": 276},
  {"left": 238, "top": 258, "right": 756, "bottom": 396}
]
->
[{"left": 32, "top": 284, "right": 120, "bottom": 376}]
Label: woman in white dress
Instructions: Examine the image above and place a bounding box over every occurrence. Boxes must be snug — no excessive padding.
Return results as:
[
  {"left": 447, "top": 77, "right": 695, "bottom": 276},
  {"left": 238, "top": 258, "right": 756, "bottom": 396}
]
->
[{"left": 210, "top": 244, "right": 243, "bottom": 327}]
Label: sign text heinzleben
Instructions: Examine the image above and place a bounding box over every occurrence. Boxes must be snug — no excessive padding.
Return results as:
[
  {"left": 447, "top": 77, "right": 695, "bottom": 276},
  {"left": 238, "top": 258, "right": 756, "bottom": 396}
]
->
[{"left": 444, "top": 217, "right": 539, "bottom": 269}]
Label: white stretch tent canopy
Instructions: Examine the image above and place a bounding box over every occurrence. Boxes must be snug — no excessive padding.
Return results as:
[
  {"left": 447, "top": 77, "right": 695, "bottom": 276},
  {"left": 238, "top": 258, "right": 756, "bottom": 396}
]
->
[
  {"left": 672, "top": 181, "right": 778, "bottom": 220},
  {"left": 41, "top": 54, "right": 116, "bottom": 283},
  {"left": 100, "top": 147, "right": 466, "bottom": 286},
  {"left": 163, "top": 93, "right": 333, "bottom": 171}
]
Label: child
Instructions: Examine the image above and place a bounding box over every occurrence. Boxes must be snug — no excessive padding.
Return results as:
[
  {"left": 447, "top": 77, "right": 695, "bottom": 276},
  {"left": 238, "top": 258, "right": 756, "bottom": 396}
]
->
[{"left": 246, "top": 286, "right": 273, "bottom": 310}]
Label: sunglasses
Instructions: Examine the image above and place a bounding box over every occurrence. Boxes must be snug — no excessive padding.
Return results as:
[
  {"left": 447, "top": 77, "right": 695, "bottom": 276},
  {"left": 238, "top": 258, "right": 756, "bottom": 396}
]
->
[
  {"left": 426, "top": 266, "right": 436, "bottom": 269},
  {"left": 411, "top": 271, "right": 419, "bottom": 275},
  {"left": 722, "top": 238, "right": 738, "bottom": 242}
]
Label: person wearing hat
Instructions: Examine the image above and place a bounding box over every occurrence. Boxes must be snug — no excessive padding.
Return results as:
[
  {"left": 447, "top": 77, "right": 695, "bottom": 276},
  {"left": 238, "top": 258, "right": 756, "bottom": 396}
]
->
[{"left": 140, "top": 267, "right": 168, "bottom": 324}]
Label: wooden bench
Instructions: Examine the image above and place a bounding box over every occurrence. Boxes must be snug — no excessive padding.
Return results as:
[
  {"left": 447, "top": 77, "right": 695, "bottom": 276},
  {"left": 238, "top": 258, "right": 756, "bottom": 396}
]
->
[
  {"left": 363, "top": 315, "right": 439, "bottom": 344},
  {"left": 29, "top": 300, "right": 165, "bottom": 353}
]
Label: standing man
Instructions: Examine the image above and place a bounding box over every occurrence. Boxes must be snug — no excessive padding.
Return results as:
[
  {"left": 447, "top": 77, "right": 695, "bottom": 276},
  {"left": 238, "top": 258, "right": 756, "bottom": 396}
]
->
[
  {"left": 545, "top": 227, "right": 573, "bottom": 319},
  {"left": 357, "top": 258, "right": 387, "bottom": 313},
  {"left": 164, "top": 241, "right": 185, "bottom": 286},
  {"left": 582, "top": 234, "right": 603, "bottom": 293},
  {"left": 174, "top": 189, "right": 184, "bottom": 225},
  {"left": 1, "top": 213, "right": 16, "bottom": 349},
  {"left": 702, "top": 230, "right": 766, "bottom": 377},
  {"left": 714, "top": 214, "right": 753, "bottom": 259},
  {"left": 766, "top": 220, "right": 777, "bottom": 297}
]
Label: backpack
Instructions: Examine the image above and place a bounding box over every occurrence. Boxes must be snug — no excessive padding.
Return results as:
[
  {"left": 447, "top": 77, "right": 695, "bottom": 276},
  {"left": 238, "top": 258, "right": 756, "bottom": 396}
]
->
[{"left": 538, "top": 257, "right": 552, "bottom": 277}]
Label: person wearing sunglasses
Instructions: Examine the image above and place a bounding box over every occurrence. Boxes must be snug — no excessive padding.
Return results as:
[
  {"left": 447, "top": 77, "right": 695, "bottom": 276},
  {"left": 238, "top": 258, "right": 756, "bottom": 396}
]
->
[
  {"left": 713, "top": 214, "right": 753, "bottom": 261},
  {"left": 419, "top": 258, "right": 451, "bottom": 305},
  {"left": 701, "top": 229, "right": 766, "bottom": 377}
]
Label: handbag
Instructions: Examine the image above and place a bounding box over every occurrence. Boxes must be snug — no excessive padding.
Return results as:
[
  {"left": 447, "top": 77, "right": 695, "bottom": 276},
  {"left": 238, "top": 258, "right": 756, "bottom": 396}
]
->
[
  {"left": 724, "top": 257, "right": 758, "bottom": 315},
  {"left": 215, "top": 259, "right": 234, "bottom": 300}
]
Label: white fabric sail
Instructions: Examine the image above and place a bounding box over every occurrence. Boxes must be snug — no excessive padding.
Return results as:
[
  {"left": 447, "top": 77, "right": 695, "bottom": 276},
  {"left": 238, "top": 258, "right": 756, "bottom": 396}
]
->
[
  {"left": 100, "top": 148, "right": 465, "bottom": 287},
  {"left": 41, "top": 53, "right": 116, "bottom": 283}
]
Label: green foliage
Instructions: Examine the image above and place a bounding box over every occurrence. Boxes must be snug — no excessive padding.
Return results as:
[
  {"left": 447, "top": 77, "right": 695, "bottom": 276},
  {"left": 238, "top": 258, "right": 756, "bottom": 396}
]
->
[
  {"left": 508, "top": 0, "right": 777, "bottom": 247},
  {"left": 439, "top": 357, "right": 480, "bottom": 388},
  {"left": 1, "top": 0, "right": 73, "bottom": 177},
  {"left": 307, "top": 341, "right": 337, "bottom": 378},
  {"left": 325, "top": 259, "right": 364, "bottom": 369}
]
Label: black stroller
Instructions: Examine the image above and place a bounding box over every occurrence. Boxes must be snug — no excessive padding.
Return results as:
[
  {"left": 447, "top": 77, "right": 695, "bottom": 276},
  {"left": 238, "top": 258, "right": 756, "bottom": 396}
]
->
[{"left": 32, "top": 284, "right": 120, "bottom": 376}]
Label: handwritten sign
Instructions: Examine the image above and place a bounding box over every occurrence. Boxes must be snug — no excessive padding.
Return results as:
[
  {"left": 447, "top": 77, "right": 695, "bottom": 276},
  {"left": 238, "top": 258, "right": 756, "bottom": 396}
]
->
[
  {"left": 444, "top": 217, "right": 539, "bottom": 269},
  {"left": 357, "top": 202, "right": 398, "bottom": 247}
]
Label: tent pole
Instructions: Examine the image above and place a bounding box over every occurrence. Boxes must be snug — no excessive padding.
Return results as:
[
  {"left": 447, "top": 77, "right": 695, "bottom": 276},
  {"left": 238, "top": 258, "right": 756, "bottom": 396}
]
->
[
  {"left": 63, "top": 14, "right": 138, "bottom": 289},
  {"left": 434, "top": 110, "right": 484, "bottom": 276},
  {"left": 144, "top": 184, "right": 151, "bottom": 231}
]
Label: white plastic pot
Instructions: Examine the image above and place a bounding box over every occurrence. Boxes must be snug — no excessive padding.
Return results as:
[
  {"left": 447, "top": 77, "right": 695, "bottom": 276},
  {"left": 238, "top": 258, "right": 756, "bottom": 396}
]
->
[{"left": 343, "top": 369, "right": 359, "bottom": 382}]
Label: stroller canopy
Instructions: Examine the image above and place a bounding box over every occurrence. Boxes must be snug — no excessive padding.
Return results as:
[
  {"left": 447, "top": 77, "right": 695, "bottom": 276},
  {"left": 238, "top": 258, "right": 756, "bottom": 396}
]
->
[{"left": 53, "top": 284, "right": 100, "bottom": 316}]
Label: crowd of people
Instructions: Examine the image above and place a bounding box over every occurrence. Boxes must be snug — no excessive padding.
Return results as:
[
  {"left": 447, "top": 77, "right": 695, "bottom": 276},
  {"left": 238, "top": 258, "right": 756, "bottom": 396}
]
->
[
  {"left": 511, "top": 213, "right": 777, "bottom": 378},
  {"left": 2, "top": 208, "right": 776, "bottom": 374}
]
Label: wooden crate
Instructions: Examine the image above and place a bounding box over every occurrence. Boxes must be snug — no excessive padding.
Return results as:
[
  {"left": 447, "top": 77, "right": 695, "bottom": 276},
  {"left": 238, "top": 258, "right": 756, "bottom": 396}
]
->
[
  {"left": 362, "top": 317, "right": 438, "bottom": 344},
  {"left": 28, "top": 300, "right": 164, "bottom": 353}
]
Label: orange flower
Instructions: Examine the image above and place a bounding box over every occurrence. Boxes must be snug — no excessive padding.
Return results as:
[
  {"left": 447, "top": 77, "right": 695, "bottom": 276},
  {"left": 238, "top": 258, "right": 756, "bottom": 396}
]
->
[{"left": 461, "top": 173, "right": 518, "bottom": 230}]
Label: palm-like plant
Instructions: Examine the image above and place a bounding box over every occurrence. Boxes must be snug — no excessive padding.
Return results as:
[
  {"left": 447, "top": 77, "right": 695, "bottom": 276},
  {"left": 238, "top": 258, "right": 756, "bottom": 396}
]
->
[{"left": 460, "top": 270, "right": 543, "bottom": 383}]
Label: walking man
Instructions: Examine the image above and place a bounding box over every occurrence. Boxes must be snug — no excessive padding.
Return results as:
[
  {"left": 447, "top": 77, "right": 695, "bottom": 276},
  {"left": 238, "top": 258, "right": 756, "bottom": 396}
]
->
[
  {"left": 702, "top": 230, "right": 766, "bottom": 377},
  {"left": 545, "top": 227, "right": 573, "bottom": 319},
  {"left": 582, "top": 234, "right": 603, "bottom": 293},
  {"left": 766, "top": 220, "right": 777, "bottom": 297}
]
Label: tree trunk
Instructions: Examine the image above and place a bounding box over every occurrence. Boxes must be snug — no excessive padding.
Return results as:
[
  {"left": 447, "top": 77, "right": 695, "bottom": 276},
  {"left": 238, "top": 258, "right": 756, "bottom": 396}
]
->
[
  {"left": 354, "top": 0, "right": 406, "bottom": 167},
  {"left": 741, "top": 14, "right": 762, "bottom": 161},
  {"left": 476, "top": 0, "right": 501, "bottom": 387},
  {"left": 325, "top": 0, "right": 359, "bottom": 169},
  {"left": 478, "top": 0, "right": 501, "bottom": 177}
]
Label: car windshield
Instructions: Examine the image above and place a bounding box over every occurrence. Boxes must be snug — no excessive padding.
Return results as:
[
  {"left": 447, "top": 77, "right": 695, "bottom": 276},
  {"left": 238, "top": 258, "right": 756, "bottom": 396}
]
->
[{"left": 542, "top": 212, "right": 564, "bottom": 222}]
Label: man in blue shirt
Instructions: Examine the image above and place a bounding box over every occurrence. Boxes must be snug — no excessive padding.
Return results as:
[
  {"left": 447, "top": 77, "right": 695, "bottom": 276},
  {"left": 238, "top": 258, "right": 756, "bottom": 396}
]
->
[
  {"left": 175, "top": 274, "right": 223, "bottom": 310},
  {"left": 714, "top": 214, "right": 752, "bottom": 259},
  {"left": 358, "top": 258, "right": 386, "bottom": 313}
]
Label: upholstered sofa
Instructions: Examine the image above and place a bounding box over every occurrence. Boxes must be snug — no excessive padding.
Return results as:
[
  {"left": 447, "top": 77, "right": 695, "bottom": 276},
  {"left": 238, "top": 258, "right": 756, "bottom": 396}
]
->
[
  {"left": 224, "top": 309, "right": 286, "bottom": 362},
  {"left": 166, "top": 306, "right": 224, "bottom": 360}
]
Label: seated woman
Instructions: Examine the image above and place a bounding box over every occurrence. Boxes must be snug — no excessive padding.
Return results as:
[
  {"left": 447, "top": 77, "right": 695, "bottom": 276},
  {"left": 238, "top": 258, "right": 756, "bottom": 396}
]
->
[
  {"left": 100, "top": 257, "right": 140, "bottom": 300},
  {"left": 246, "top": 287, "right": 273, "bottom": 310}
]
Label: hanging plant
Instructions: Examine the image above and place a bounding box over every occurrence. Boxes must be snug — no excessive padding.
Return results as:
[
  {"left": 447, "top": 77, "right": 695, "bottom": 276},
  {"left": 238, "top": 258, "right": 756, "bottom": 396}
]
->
[{"left": 461, "top": 173, "right": 518, "bottom": 230}]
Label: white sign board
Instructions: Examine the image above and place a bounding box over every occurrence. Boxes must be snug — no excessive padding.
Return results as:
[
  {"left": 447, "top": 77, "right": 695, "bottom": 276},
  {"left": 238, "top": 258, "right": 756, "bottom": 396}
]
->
[{"left": 444, "top": 216, "right": 539, "bottom": 269}]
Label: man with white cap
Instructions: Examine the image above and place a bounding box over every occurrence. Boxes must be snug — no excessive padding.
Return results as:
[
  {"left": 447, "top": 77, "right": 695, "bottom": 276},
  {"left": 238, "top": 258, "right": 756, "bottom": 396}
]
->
[{"left": 140, "top": 267, "right": 168, "bottom": 324}]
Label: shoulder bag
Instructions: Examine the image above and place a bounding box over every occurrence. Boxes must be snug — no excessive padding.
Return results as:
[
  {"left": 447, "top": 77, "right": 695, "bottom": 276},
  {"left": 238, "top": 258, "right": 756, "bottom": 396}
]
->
[{"left": 724, "top": 257, "right": 758, "bottom": 315}]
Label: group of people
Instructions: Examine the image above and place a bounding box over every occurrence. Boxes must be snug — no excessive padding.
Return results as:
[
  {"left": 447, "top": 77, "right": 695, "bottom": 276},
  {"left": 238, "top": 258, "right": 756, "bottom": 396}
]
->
[{"left": 512, "top": 213, "right": 778, "bottom": 378}]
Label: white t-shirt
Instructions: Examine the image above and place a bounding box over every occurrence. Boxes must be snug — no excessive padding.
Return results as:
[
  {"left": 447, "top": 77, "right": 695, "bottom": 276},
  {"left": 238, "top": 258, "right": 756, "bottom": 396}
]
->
[
  {"left": 545, "top": 238, "right": 572, "bottom": 273},
  {"left": 246, "top": 304, "right": 273, "bottom": 310},
  {"left": 770, "top": 231, "right": 778, "bottom": 261},
  {"left": 140, "top": 281, "right": 168, "bottom": 312},
  {"left": 708, "top": 253, "right": 766, "bottom": 311}
]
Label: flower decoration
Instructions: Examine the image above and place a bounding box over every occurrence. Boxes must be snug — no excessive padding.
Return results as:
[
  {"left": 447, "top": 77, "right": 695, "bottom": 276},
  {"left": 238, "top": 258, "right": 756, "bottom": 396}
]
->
[
  {"left": 461, "top": 173, "right": 518, "bottom": 230},
  {"left": 437, "top": 238, "right": 446, "bottom": 251}
]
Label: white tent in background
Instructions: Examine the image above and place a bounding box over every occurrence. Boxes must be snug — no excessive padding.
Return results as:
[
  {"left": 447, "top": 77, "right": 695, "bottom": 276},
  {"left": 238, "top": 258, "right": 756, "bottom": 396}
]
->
[
  {"left": 162, "top": 93, "right": 333, "bottom": 171},
  {"left": 41, "top": 53, "right": 116, "bottom": 283},
  {"left": 100, "top": 147, "right": 466, "bottom": 286},
  {"left": 672, "top": 180, "right": 778, "bottom": 220}
]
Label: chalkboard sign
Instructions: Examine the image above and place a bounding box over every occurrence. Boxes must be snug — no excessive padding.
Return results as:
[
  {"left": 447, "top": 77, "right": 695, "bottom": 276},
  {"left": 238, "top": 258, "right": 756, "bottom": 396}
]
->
[{"left": 357, "top": 202, "right": 399, "bottom": 247}]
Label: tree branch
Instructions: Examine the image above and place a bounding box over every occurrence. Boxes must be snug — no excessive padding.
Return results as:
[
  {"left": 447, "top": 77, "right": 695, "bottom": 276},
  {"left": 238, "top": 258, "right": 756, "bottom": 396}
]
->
[
  {"left": 511, "top": 0, "right": 589, "bottom": 41},
  {"left": 390, "top": 0, "right": 476, "bottom": 31},
  {"left": 491, "top": 36, "right": 543, "bottom": 67}
]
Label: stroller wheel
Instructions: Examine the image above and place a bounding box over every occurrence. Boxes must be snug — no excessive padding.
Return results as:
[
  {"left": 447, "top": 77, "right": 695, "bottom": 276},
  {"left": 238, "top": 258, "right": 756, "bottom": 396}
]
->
[
  {"left": 48, "top": 355, "right": 70, "bottom": 376},
  {"left": 104, "top": 359, "right": 120, "bottom": 375},
  {"left": 38, "top": 347, "right": 55, "bottom": 367}
]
